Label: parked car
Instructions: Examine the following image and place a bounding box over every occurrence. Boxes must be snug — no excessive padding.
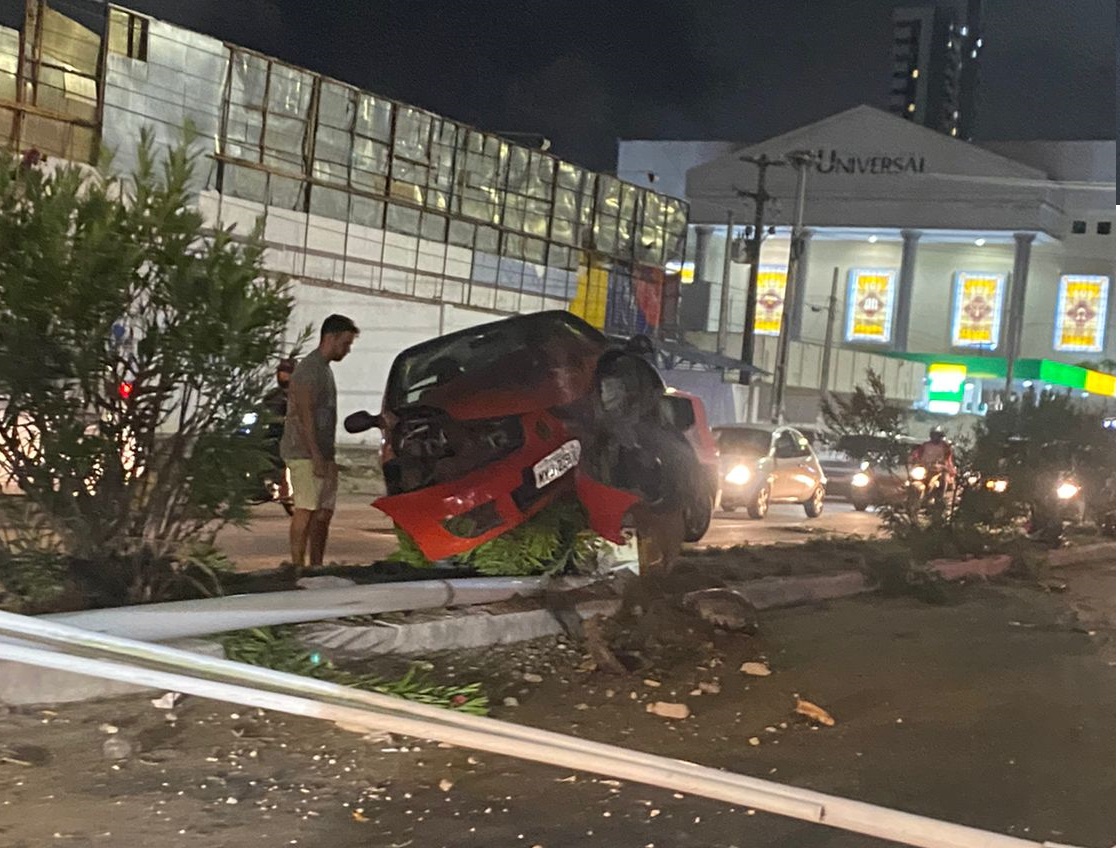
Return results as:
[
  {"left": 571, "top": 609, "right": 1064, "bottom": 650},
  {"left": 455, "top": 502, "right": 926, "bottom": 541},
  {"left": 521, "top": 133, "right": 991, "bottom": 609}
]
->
[
  {"left": 817, "top": 434, "right": 920, "bottom": 511},
  {"left": 344, "top": 311, "right": 720, "bottom": 560},
  {"left": 713, "top": 425, "right": 827, "bottom": 519}
]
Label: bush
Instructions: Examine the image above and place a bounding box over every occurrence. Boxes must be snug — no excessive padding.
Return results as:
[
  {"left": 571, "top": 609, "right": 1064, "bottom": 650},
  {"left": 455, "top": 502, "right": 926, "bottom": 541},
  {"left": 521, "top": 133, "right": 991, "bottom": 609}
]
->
[{"left": 0, "top": 131, "right": 300, "bottom": 605}]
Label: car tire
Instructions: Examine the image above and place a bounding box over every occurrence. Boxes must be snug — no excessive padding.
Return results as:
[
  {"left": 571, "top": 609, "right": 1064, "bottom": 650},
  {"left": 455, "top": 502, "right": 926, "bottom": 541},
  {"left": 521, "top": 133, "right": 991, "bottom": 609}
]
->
[
  {"left": 746, "top": 486, "right": 770, "bottom": 520},
  {"left": 851, "top": 501, "right": 869, "bottom": 512},
  {"left": 803, "top": 486, "right": 825, "bottom": 518},
  {"left": 682, "top": 492, "right": 714, "bottom": 542}
]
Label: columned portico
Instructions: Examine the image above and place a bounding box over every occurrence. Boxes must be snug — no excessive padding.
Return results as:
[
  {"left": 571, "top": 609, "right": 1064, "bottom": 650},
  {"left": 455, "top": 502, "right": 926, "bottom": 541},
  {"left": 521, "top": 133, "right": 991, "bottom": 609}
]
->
[
  {"left": 894, "top": 229, "right": 922, "bottom": 350},
  {"left": 788, "top": 229, "right": 814, "bottom": 340},
  {"left": 1003, "top": 232, "right": 1036, "bottom": 396}
]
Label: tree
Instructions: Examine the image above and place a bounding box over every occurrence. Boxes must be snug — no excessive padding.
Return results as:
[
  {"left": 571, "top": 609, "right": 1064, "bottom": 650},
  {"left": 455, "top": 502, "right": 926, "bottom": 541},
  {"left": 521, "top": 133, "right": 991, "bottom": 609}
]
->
[
  {"left": 820, "top": 368, "right": 909, "bottom": 469},
  {"left": 0, "top": 131, "right": 301, "bottom": 604}
]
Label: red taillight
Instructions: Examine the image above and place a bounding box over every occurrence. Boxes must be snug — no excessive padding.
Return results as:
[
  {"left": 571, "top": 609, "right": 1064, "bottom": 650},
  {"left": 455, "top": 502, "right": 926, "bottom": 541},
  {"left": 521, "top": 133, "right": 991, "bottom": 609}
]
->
[{"left": 118, "top": 381, "right": 134, "bottom": 400}]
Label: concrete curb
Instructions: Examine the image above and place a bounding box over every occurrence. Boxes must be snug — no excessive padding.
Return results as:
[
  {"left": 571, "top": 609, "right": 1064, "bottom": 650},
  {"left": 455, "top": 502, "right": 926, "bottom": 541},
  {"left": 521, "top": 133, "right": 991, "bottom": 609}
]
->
[
  {"left": 726, "top": 571, "right": 874, "bottom": 610},
  {"left": 0, "top": 638, "right": 225, "bottom": 707},
  {"left": 1047, "top": 541, "right": 1115, "bottom": 568},
  {"left": 928, "top": 554, "right": 1012, "bottom": 581},
  {"left": 298, "top": 599, "right": 622, "bottom": 659}
]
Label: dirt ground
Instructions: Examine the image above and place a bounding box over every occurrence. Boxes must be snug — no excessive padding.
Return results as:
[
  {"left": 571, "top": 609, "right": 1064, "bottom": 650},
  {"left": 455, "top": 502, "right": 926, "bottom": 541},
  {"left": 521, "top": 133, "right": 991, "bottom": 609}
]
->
[{"left": 0, "top": 561, "right": 1114, "bottom": 848}]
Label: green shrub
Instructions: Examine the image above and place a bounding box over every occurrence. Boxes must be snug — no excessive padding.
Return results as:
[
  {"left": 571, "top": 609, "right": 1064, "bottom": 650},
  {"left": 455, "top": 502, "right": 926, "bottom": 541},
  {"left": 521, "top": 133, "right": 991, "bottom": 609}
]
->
[{"left": 0, "top": 130, "right": 302, "bottom": 604}]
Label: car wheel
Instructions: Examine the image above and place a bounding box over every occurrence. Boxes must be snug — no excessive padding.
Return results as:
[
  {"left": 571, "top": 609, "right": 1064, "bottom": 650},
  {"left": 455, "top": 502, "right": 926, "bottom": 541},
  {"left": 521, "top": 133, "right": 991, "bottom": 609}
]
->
[
  {"left": 746, "top": 486, "right": 770, "bottom": 520},
  {"left": 851, "top": 500, "right": 869, "bottom": 512},
  {"left": 803, "top": 486, "right": 825, "bottom": 518},
  {"left": 682, "top": 492, "right": 714, "bottom": 542}
]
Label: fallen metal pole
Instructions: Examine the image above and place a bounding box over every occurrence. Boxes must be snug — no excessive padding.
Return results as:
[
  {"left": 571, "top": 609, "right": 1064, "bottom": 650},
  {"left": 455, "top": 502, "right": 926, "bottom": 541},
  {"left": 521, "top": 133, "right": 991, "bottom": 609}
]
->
[
  {"left": 0, "top": 613, "right": 1080, "bottom": 848},
  {"left": 43, "top": 576, "right": 553, "bottom": 641}
]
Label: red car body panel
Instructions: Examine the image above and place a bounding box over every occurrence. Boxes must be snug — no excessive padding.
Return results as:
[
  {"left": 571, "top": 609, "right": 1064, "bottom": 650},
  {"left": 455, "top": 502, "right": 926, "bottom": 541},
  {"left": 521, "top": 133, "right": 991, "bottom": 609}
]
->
[{"left": 574, "top": 472, "right": 641, "bottom": 544}]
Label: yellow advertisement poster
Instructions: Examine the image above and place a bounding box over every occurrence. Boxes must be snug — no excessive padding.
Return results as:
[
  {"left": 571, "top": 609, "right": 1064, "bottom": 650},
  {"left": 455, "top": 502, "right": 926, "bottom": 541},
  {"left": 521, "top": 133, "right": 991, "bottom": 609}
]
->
[
  {"left": 844, "top": 269, "right": 896, "bottom": 343},
  {"left": 1054, "top": 275, "right": 1109, "bottom": 352},
  {"left": 951, "top": 272, "right": 1005, "bottom": 350},
  {"left": 568, "top": 257, "right": 610, "bottom": 330},
  {"left": 753, "top": 266, "right": 787, "bottom": 336}
]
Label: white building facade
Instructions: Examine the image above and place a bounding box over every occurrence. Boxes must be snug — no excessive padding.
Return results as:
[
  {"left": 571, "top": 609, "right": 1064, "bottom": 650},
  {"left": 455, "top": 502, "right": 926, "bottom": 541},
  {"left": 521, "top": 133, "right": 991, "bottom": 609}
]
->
[{"left": 619, "top": 105, "right": 1116, "bottom": 424}]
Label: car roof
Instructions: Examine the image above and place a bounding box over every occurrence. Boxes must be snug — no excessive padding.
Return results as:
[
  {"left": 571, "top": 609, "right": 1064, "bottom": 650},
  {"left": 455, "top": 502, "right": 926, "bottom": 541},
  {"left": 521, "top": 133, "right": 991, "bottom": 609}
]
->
[
  {"left": 713, "top": 424, "right": 774, "bottom": 434},
  {"left": 712, "top": 424, "right": 808, "bottom": 436}
]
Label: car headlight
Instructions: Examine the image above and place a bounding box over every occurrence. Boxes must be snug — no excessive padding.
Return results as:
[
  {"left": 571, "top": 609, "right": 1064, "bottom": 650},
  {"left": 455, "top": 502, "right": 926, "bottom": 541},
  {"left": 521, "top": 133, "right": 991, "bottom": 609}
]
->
[
  {"left": 241, "top": 412, "right": 259, "bottom": 427},
  {"left": 1056, "top": 481, "right": 1080, "bottom": 500},
  {"left": 851, "top": 471, "right": 871, "bottom": 488},
  {"left": 909, "top": 466, "right": 927, "bottom": 481},
  {"left": 724, "top": 465, "right": 752, "bottom": 486},
  {"left": 985, "top": 478, "right": 1009, "bottom": 493}
]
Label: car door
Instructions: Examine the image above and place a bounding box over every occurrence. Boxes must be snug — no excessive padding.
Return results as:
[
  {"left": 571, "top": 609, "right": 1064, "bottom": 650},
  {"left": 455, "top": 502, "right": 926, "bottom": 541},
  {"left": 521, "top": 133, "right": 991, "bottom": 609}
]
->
[
  {"left": 790, "top": 428, "right": 824, "bottom": 500},
  {"left": 771, "top": 429, "right": 801, "bottom": 500}
]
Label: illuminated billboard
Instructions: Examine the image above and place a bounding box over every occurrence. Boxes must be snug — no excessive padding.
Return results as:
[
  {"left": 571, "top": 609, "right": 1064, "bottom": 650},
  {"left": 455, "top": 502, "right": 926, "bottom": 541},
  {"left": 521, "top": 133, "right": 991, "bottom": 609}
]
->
[
  {"left": 844, "top": 268, "right": 897, "bottom": 344},
  {"left": 753, "top": 266, "right": 788, "bottom": 336},
  {"left": 951, "top": 272, "right": 1006, "bottom": 350},
  {"left": 1053, "top": 274, "right": 1109, "bottom": 353}
]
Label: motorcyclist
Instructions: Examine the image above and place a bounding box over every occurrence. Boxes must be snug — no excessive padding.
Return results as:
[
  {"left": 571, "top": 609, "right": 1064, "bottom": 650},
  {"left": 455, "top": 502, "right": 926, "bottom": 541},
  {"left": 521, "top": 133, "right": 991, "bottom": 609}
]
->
[
  {"left": 260, "top": 357, "right": 296, "bottom": 502},
  {"left": 909, "top": 425, "right": 956, "bottom": 496},
  {"left": 262, "top": 356, "right": 295, "bottom": 423}
]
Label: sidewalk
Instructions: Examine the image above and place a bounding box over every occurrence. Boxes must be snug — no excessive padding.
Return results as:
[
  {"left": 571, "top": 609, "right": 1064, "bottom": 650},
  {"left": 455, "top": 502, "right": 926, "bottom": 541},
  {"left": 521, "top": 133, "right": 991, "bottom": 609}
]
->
[{"left": 216, "top": 492, "right": 398, "bottom": 572}]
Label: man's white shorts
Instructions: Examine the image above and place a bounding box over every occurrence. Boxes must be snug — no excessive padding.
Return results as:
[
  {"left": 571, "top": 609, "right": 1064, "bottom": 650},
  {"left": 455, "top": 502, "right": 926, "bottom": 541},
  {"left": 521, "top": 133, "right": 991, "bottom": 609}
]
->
[{"left": 286, "top": 459, "right": 339, "bottom": 512}]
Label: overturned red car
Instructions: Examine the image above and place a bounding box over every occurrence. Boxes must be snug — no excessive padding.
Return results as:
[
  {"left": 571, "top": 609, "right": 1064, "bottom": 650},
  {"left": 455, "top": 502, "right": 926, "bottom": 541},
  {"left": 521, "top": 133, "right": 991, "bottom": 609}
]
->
[{"left": 344, "top": 311, "right": 718, "bottom": 561}]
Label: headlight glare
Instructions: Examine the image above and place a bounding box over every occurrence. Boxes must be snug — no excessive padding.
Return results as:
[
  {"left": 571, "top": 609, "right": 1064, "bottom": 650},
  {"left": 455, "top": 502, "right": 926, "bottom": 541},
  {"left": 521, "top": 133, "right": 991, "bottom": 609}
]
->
[{"left": 724, "top": 465, "right": 752, "bottom": 486}]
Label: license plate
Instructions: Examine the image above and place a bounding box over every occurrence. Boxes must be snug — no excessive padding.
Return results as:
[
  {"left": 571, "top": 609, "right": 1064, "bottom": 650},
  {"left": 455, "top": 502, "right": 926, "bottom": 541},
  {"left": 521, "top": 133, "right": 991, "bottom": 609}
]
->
[{"left": 533, "top": 439, "right": 581, "bottom": 489}]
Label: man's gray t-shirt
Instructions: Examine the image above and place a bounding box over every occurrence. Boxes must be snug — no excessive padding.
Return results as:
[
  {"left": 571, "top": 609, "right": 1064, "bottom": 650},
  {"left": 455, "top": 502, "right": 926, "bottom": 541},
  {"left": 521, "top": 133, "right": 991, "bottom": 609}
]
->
[{"left": 280, "top": 350, "right": 337, "bottom": 462}]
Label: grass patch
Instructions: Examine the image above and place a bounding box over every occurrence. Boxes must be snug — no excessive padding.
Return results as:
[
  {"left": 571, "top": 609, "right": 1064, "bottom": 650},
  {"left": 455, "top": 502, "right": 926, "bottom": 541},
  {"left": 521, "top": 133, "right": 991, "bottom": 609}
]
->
[{"left": 222, "top": 626, "right": 489, "bottom": 714}]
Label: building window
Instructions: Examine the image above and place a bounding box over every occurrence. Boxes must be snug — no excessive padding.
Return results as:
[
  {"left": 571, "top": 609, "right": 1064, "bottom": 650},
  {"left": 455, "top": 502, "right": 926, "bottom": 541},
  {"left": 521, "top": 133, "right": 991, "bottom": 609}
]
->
[
  {"left": 108, "top": 10, "right": 149, "bottom": 62},
  {"left": 1097, "top": 221, "right": 1112, "bottom": 235},
  {"left": 1071, "top": 220, "right": 1087, "bottom": 234}
]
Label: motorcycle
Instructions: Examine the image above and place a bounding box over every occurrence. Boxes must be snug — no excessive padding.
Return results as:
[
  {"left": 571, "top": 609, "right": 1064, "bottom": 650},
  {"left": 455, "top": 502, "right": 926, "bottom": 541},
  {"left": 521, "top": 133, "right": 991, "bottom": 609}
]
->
[
  {"left": 237, "top": 410, "right": 294, "bottom": 516},
  {"left": 1026, "top": 471, "right": 1087, "bottom": 544},
  {"left": 905, "top": 462, "right": 954, "bottom": 519}
]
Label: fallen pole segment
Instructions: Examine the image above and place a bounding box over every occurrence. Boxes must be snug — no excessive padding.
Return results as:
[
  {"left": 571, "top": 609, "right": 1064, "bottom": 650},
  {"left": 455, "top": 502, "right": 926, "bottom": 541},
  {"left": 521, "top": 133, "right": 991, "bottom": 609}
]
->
[
  {"left": 43, "top": 576, "right": 552, "bottom": 641},
  {"left": 0, "top": 612, "right": 1079, "bottom": 848}
]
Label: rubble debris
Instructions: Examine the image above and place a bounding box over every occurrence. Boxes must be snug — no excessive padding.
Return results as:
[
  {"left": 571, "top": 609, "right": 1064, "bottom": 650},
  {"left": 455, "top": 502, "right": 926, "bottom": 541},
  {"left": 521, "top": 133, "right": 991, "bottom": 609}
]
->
[
  {"left": 794, "top": 696, "right": 836, "bottom": 727},
  {"left": 646, "top": 702, "right": 690, "bottom": 720}
]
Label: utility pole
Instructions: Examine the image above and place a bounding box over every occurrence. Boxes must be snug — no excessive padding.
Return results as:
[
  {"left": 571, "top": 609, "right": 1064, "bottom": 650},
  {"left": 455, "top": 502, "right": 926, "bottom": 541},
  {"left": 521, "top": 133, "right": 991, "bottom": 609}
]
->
[
  {"left": 716, "top": 210, "right": 735, "bottom": 355},
  {"left": 736, "top": 154, "right": 784, "bottom": 391},
  {"left": 818, "top": 268, "right": 840, "bottom": 401},
  {"left": 771, "top": 150, "right": 818, "bottom": 424}
]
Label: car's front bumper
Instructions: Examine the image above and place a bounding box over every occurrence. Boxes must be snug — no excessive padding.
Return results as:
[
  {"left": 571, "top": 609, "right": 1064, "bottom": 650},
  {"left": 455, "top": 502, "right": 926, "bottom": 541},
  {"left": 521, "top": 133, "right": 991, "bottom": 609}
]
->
[{"left": 375, "top": 417, "right": 640, "bottom": 560}]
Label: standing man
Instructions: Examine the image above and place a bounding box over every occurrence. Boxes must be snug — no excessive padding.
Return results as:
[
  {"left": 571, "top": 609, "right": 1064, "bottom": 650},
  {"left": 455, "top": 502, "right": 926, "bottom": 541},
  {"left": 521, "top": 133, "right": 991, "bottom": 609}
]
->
[{"left": 280, "top": 315, "right": 359, "bottom": 572}]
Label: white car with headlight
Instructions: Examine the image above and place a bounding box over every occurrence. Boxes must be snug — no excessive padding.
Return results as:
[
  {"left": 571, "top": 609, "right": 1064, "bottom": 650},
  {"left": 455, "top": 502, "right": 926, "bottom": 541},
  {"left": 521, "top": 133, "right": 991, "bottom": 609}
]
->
[{"left": 713, "top": 425, "right": 827, "bottom": 520}]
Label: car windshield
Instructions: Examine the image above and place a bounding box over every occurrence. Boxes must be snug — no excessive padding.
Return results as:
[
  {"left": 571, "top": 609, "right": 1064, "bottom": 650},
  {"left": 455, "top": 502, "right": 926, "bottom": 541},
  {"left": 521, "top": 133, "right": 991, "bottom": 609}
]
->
[
  {"left": 385, "top": 312, "right": 606, "bottom": 408},
  {"left": 715, "top": 428, "right": 772, "bottom": 456}
]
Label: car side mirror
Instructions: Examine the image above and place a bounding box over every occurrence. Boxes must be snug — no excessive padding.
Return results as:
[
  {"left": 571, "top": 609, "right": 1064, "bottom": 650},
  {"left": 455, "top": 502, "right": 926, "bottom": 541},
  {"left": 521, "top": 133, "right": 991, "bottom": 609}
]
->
[{"left": 344, "top": 410, "right": 384, "bottom": 433}]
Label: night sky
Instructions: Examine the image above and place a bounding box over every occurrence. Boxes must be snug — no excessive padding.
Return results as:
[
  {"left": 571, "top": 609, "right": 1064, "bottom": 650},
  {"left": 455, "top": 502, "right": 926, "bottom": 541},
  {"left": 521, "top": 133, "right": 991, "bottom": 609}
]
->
[{"left": 3, "top": 0, "right": 1114, "bottom": 170}]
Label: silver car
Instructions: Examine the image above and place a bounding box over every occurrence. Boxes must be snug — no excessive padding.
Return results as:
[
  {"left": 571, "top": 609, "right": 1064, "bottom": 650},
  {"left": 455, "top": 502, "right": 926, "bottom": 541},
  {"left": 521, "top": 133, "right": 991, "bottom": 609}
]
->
[{"left": 714, "top": 425, "right": 828, "bottom": 519}]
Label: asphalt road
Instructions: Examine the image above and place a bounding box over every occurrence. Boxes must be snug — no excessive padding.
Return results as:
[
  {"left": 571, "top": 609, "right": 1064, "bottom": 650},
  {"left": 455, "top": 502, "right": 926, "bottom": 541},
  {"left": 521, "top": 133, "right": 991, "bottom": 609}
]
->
[{"left": 217, "top": 494, "right": 882, "bottom": 571}]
